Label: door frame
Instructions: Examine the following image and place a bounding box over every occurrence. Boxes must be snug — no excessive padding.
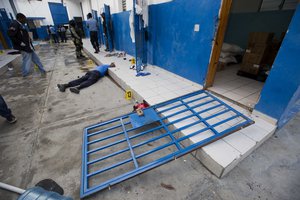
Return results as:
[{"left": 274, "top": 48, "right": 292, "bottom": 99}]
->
[{"left": 204, "top": 0, "right": 232, "bottom": 88}]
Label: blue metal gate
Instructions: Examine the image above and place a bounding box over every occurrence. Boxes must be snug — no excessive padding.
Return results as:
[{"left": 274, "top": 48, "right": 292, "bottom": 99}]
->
[
  {"left": 48, "top": 2, "right": 69, "bottom": 26},
  {"left": 81, "top": 90, "right": 253, "bottom": 198}
]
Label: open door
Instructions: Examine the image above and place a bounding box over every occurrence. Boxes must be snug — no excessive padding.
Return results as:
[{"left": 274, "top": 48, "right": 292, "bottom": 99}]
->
[
  {"left": 205, "top": 0, "right": 232, "bottom": 88},
  {"left": 205, "top": 0, "right": 296, "bottom": 109},
  {"left": 133, "top": 0, "right": 147, "bottom": 73},
  {"left": 104, "top": 4, "right": 114, "bottom": 52}
]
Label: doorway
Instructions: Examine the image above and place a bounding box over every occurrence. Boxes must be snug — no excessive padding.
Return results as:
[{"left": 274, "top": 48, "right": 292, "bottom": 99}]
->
[{"left": 205, "top": 0, "right": 297, "bottom": 109}]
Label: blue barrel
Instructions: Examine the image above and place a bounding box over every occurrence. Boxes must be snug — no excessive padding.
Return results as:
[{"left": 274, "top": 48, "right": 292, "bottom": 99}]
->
[{"left": 18, "top": 187, "right": 73, "bottom": 200}]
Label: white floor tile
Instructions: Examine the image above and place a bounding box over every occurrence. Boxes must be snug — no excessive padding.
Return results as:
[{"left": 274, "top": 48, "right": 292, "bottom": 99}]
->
[
  {"left": 240, "top": 124, "right": 269, "bottom": 142},
  {"left": 223, "top": 130, "right": 256, "bottom": 154},
  {"left": 202, "top": 139, "right": 241, "bottom": 167},
  {"left": 222, "top": 91, "right": 244, "bottom": 101}
]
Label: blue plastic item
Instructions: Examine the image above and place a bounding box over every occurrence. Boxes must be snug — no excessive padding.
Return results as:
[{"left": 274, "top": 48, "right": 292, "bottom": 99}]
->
[
  {"left": 136, "top": 72, "right": 151, "bottom": 77},
  {"left": 81, "top": 90, "right": 254, "bottom": 198},
  {"left": 129, "top": 107, "right": 160, "bottom": 128},
  {"left": 18, "top": 187, "right": 73, "bottom": 200}
]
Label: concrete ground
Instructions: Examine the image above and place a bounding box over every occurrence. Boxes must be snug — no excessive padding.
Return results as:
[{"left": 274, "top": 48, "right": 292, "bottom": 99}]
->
[{"left": 0, "top": 43, "right": 299, "bottom": 200}]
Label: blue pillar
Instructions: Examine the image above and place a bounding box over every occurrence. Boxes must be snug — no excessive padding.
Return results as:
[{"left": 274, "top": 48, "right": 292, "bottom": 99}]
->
[{"left": 255, "top": 4, "right": 300, "bottom": 125}]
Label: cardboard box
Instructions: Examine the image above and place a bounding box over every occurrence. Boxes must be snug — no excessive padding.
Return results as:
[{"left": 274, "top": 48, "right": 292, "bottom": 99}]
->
[
  {"left": 240, "top": 63, "right": 260, "bottom": 75},
  {"left": 248, "top": 32, "right": 274, "bottom": 45},
  {"left": 251, "top": 44, "right": 269, "bottom": 55},
  {"left": 246, "top": 44, "right": 268, "bottom": 55},
  {"left": 242, "top": 52, "right": 263, "bottom": 64}
]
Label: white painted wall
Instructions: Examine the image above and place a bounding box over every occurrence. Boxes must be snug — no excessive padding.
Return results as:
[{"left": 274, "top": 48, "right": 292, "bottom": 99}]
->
[
  {"left": 80, "top": 0, "right": 91, "bottom": 20},
  {"left": 148, "top": 0, "right": 172, "bottom": 5},
  {"left": 11, "top": 0, "right": 82, "bottom": 25},
  {"left": 13, "top": 0, "right": 60, "bottom": 25},
  {"left": 125, "top": 0, "right": 172, "bottom": 12},
  {"left": 65, "top": 0, "right": 83, "bottom": 19},
  {"left": 0, "top": 0, "right": 15, "bottom": 17},
  {"left": 126, "top": 0, "right": 133, "bottom": 11},
  {"left": 99, "top": 0, "right": 122, "bottom": 14},
  {"left": 91, "top": 0, "right": 103, "bottom": 13},
  {"left": 1, "top": 0, "right": 217, "bottom": 26},
  {"left": 86, "top": 0, "right": 172, "bottom": 14}
]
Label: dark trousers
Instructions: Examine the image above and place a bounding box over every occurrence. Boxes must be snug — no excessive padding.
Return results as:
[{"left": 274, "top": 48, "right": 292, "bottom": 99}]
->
[
  {"left": 61, "top": 32, "right": 67, "bottom": 42},
  {"left": 90, "top": 31, "right": 99, "bottom": 51},
  {"left": 73, "top": 39, "right": 83, "bottom": 57},
  {"left": 51, "top": 34, "right": 59, "bottom": 43},
  {"left": 67, "top": 70, "right": 101, "bottom": 90},
  {"left": 0, "top": 95, "right": 12, "bottom": 119}
]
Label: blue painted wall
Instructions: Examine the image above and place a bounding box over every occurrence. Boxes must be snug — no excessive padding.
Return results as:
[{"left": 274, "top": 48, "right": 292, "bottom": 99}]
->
[
  {"left": 147, "top": 0, "right": 221, "bottom": 85},
  {"left": 278, "top": 86, "right": 300, "bottom": 128},
  {"left": 111, "top": 11, "right": 135, "bottom": 56},
  {"left": 255, "top": 4, "right": 300, "bottom": 121},
  {"left": 0, "top": 8, "right": 12, "bottom": 48},
  {"left": 224, "top": 10, "right": 294, "bottom": 48},
  {"left": 36, "top": 26, "right": 49, "bottom": 40},
  {"left": 107, "top": 1, "right": 221, "bottom": 84},
  {"left": 82, "top": 21, "right": 89, "bottom": 38}
]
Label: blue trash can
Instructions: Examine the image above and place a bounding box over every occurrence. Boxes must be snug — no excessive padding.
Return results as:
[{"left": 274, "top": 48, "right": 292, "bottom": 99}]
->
[{"left": 18, "top": 187, "right": 73, "bottom": 200}]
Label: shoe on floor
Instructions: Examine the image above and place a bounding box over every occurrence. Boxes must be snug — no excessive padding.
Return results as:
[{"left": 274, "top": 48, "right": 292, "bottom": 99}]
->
[
  {"left": 70, "top": 87, "right": 80, "bottom": 94},
  {"left": 41, "top": 72, "right": 47, "bottom": 78},
  {"left": 7, "top": 115, "right": 17, "bottom": 124},
  {"left": 57, "top": 84, "right": 66, "bottom": 92},
  {"left": 94, "top": 50, "right": 99, "bottom": 53}
]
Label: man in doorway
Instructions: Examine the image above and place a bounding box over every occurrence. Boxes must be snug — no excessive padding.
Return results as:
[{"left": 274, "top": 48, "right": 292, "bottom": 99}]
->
[
  {"left": 57, "top": 63, "right": 116, "bottom": 94},
  {"left": 0, "top": 95, "right": 17, "bottom": 124},
  {"left": 8, "top": 13, "right": 46, "bottom": 77},
  {"left": 86, "top": 13, "right": 100, "bottom": 53}
]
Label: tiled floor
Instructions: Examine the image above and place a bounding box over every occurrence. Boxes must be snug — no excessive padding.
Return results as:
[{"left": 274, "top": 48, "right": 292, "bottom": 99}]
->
[
  {"left": 208, "top": 64, "right": 265, "bottom": 108},
  {"left": 82, "top": 39, "right": 276, "bottom": 178}
]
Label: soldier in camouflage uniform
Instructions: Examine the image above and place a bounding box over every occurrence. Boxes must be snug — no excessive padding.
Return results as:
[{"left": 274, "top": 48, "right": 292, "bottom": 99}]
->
[{"left": 69, "top": 20, "right": 85, "bottom": 59}]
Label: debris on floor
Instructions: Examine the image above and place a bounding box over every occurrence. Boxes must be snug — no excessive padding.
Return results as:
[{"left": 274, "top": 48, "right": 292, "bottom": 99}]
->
[{"left": 105, "top": 52, "right": 126, "bottom": 58}]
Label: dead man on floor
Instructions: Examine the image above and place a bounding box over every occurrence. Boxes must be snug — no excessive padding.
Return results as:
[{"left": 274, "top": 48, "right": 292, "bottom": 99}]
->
[{"left": 57, "top": 63, "right": 115, "bottom": 94}]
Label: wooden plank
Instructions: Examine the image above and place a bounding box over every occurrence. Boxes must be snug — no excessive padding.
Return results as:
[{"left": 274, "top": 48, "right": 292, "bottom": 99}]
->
[
  {"left": 204, "top": 0, "right": 232, "bottom": 88},
  {"left": 0, "top": 31, "right": 9, "bottom": 49}
]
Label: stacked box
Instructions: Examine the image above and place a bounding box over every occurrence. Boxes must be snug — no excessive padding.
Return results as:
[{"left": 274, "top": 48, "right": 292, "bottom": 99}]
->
[{"left": 240, "top": 32, "right": 274, "bottom": 75}]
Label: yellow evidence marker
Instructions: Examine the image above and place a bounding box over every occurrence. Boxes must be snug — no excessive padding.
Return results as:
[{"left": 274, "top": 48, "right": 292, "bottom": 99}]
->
[{"left": 125, "top": 90, "right": 132, "bottom": 100}]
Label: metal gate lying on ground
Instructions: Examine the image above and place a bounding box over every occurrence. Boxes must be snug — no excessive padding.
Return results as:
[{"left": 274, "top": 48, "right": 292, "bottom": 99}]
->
[{"left": 81, "top": 90, "right": 254, "bottom": 198}]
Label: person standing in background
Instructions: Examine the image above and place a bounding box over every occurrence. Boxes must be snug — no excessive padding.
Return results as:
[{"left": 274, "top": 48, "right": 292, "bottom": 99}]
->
[
  {"left": 60, "top": 25, "right": 67, "bottom": 43},
  {"left": 49, "top": 25, "right": 59, "bottom": 43},
  {"left": 86, "top": 13, "right": 100, "bottom": 53},
  {"left": 57, "top": 25, "right": 62, "bottom": 42}
]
